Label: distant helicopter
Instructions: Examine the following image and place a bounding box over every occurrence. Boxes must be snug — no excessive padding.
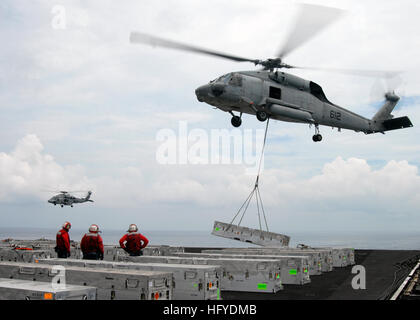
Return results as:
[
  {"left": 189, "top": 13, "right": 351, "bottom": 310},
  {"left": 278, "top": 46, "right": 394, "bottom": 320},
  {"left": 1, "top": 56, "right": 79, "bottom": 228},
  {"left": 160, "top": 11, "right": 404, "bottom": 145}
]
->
[
  {"left": 48, "top": 191, "right": 94, "bottom": 208},
  {"left": 130, "top": 4, "right": 412, "bottom": 142}
]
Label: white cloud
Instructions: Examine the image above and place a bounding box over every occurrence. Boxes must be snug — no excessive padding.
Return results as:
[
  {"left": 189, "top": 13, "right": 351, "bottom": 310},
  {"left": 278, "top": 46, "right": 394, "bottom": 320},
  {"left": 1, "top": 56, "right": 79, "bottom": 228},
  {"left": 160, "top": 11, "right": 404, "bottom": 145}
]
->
[
  {"left": 2, "top": 135, "right": 419, "bottom": 216},
  {"left": 0, "top": 134, "right": 91, "bottom": 202}
]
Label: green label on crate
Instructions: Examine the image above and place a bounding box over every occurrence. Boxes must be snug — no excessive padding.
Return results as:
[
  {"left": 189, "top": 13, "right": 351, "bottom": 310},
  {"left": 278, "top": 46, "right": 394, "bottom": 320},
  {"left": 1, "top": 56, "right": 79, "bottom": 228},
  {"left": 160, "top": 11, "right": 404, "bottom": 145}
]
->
[
  {"left": 289, "top": 269, "right": 297, "bottom": 275},
  {"left": 215, "top": 227, "right": 220, "bottom": 231},
  {"left": 258, "top": 283, "right": 267, "bottom": 290}
]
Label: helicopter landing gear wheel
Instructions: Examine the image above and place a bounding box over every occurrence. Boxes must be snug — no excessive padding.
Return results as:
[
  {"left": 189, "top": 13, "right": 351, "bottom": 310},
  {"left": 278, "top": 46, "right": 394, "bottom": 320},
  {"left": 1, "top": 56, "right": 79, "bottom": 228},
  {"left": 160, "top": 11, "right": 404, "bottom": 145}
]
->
[
  {"left": 256, "top": 110, "right": 268, "bottom": 122},
  {"left": 231, "top": 116, "right": 242, "bottom": 128},
  {"left": 71, "top": 205, "right": 73, "bottom": 208},
  {"left": 312, "top": 124, "right": 322, "bottom": 142},
  {"left": 61, "top": 205, "right": 64, "bottom": 208},
  {"left": 312, "top": 134, "right": 322, "bottom": 142}
]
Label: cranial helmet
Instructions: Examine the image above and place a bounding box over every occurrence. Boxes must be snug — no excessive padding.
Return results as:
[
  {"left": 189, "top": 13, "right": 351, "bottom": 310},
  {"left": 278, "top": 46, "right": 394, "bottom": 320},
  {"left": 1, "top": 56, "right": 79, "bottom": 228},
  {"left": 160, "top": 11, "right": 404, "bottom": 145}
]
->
[
  {"left": 63, "top": 222, "right": 71, "bottom": 230},
  {"left": 89, "top": 224, "right": 99, "bottom": 233},
  {"left": 128, "top": 224, "right": 138, "bottom": 232}
]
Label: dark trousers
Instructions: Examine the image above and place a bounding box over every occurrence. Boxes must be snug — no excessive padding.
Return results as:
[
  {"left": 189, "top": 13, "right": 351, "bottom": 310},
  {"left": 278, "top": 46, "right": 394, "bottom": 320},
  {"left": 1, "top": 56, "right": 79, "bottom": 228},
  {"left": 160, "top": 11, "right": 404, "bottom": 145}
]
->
[
  {"left": 57, "top": 252, "right": 68, "bottom": 259},
  {"left": 128, "top": 250, "right": 143, "bottom": 257},
  {"left": 56, "top": 249, "right": 68, "bottom": 259},
  {"left": 83, "top": 252, "right": 100, "bottom": 260}
]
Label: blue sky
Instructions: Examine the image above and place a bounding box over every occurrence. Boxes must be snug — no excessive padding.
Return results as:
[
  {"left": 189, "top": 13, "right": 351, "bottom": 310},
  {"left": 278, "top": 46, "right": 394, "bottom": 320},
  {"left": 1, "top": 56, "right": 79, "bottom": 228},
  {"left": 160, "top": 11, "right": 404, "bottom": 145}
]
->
[{"left": 0, "top": 0, "right": 419, "bottom": 235}]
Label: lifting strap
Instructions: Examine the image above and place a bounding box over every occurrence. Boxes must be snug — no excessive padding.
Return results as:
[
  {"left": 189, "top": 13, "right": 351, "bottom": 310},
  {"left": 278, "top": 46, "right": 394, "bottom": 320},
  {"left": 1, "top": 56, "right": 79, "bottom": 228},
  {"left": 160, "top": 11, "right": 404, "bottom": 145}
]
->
[{"left": 228, "top": 118, "right": 270, "bottom": 232}]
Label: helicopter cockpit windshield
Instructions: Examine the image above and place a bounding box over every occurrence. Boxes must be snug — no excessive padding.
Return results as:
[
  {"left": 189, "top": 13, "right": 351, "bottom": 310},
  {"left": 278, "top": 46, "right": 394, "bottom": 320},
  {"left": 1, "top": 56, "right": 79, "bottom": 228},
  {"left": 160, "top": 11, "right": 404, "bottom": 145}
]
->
[
  {"left": 228, "top": 73, "right": 242, "bottom": 87},
  {"left": 210, "top": 73, "right": 232, "bottom": 84},
  {"left": 210, "top": 73, "right": 243, "bottom": 87}
]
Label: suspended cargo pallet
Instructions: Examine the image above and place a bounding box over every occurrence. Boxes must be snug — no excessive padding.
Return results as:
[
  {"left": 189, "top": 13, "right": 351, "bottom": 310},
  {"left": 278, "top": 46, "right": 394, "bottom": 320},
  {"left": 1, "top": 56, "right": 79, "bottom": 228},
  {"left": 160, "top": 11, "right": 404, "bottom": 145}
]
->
[
  {"left": 0, "top": 278, "right": 97, "bottom": 300},
  {"left": 38, "top": 258, "right": 221, "bottom": 300},
  {"left": 211, "top": 221, "right": 290, "bottom": 247}
]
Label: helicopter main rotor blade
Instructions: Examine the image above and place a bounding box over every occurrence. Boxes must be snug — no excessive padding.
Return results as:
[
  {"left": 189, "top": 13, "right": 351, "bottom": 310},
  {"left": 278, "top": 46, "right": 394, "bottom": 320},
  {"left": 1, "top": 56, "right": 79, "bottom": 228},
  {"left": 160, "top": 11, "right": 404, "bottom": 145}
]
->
[
  {"left": 42, "top": 190, "right": 90, "bottom": 194},
  {"left": 276, "top": 3, "right": 345, "bottom": 59},
  {"left": 292, "top": 66, "right": 402, "bottom": 79},
  {"left": 130, "top": 32, "right": 259, "bottom": 64}
]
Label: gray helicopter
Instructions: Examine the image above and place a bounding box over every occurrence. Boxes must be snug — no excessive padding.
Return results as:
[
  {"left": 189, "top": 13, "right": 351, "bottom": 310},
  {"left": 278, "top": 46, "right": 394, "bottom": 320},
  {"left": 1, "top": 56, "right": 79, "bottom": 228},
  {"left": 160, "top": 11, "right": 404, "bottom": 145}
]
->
[
  {"left": 130, "top": 4, "right": 412, "bottom": 142},
  {"left": 48, "top": 191, "right": 94, "bottom": 208}
]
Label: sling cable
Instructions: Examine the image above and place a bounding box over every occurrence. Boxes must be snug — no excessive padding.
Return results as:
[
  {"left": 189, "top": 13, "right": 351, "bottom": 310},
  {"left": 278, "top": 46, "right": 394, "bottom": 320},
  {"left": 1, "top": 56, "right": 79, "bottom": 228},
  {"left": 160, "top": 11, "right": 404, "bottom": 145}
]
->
[{"left": 228, "top": 118, "right": 270, "bottom": 232}]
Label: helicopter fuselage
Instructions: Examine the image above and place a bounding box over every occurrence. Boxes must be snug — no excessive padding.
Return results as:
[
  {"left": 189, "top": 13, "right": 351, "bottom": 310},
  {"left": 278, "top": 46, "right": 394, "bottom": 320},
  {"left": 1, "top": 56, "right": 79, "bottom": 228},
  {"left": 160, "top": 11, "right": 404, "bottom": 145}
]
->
[
  {"left": 195, "top": 70, "right": 388, "bottom": 135},
  {"left": 48, "top": 191, "right": 93, "bottom": 207}
]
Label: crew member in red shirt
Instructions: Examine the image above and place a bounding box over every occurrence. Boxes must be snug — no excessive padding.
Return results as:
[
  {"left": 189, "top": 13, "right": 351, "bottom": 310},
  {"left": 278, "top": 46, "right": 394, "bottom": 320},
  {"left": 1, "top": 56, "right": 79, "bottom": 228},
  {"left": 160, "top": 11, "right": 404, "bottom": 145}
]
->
[
  {"left": 55, "top": 222, "right": 71, "bottom": 258},
  {"left": 119, "top": 224, "right": 149, "bottom": 256},
  {"left": 81, "top": 224, "right": 104, "bottom": 260}
]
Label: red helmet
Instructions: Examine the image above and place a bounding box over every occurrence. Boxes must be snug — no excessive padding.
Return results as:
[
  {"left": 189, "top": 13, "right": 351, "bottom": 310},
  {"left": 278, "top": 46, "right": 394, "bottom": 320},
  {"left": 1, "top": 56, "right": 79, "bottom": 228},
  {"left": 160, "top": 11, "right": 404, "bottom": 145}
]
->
[
  {"left": 62, "top": 222, "right": 71, "bottom": 231},
  {"left": 89, "top": 224, "right": 100, "bottom": 233}
]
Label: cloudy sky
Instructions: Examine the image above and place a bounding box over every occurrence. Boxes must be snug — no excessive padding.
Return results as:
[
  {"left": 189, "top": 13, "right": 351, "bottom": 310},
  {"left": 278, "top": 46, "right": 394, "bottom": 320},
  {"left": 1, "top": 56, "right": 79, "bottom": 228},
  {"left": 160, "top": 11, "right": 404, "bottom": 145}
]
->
[{"left": 0, "top": 0, "right": 419, "bottom": 235}]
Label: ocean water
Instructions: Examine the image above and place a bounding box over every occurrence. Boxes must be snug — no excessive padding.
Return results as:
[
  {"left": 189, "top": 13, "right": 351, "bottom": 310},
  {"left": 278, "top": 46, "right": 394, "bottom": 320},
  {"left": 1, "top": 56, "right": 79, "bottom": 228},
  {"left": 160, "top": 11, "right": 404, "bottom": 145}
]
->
[{"left": 0, "top": 227, "right": 419, "bottom": 250}]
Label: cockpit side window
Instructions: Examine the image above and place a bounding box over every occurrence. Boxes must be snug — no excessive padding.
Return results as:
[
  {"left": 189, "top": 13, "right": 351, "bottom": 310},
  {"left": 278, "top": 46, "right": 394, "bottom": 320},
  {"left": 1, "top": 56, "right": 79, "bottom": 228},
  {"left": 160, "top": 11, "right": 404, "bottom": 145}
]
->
[
  {"left": 229, "top": 73, "right": 242, "bottom": 87},
  {"left": 269, "top": 86, "right": 281, "bottom": 100},
  {"left": 310, "top": 81, "right": 333, "bottom": 104}
]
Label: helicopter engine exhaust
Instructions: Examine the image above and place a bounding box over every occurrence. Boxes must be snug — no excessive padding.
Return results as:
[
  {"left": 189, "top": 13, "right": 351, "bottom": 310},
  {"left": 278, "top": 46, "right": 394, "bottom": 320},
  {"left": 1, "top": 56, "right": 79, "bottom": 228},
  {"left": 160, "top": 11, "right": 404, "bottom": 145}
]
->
[{"left": 268, "top": 104, "right": 314, "bottom": 123}]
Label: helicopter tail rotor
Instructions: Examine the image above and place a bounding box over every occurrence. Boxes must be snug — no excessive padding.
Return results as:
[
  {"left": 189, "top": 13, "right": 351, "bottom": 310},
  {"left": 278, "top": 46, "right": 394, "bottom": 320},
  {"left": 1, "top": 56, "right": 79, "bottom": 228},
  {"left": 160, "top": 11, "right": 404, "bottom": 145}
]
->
[
  {"left": 85, "top": 191, "right": 93, "bottom": 201},
  {"left": 369, "top": 72, "right": 405, "bottom": 107},
  {"left": 372, "top": 92, "right": 400, "bottom": 122},
  {"left": 368, "top": 74, "right": 412, "bottom": 132}
]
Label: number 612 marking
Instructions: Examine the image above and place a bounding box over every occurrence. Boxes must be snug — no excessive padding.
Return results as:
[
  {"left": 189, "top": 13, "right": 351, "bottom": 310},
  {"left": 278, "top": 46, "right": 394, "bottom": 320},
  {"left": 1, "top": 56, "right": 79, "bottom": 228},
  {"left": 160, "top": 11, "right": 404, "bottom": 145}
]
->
[{"left": 330, "top": 110, "right": 341, "bottom": 121}]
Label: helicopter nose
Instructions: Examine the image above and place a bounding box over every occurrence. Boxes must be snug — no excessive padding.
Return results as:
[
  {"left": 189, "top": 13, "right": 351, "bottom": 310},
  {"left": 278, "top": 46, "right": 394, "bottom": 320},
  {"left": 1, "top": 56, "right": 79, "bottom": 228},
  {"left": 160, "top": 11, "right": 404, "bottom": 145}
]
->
[
  {"left": 195, "top": 84, "right": 210, "bottom": 102},
  {"left": 210, "top": 83, "right": 225, "bottom": 97}
]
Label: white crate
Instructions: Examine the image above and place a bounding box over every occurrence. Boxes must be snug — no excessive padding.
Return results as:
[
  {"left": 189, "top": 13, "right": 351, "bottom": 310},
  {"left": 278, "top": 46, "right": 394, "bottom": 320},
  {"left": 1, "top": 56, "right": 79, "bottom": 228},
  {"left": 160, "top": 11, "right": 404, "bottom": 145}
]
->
[
  {"left": 0, "top": 278, "right": 96, "bottom": 300},
  {"left": 118, "top": 255, "right": 283, "bottom": 293},
  {"left": 38, "top": 258, "right": 221, "bottom": 300},
  {"left": 313, "top": 247, "right": 355, "bottom": 267},
  {"left": 171, "top": 252, "right": 311, "bottom": 285},
  {"left": 0, "top": 248, "right": 52, "bottom": 263},
  {"left": 203, "top": 249, "right": 323, "bottom": 275},
  {"left": 205, "top": 247, "right": 334, "bottom": 272},
  {"left": 0, "top": 261, "right": 172, "bottom": 300},
  {"left": 102, "top": 245, "right": 186, "bottom": 261}
]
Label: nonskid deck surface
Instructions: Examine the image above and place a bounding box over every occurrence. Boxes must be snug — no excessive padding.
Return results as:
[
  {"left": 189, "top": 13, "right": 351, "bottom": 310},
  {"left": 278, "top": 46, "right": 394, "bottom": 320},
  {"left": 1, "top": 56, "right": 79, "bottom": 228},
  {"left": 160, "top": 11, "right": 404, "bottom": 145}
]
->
[{"left": 184, "top": 249, "right": 420, "bottom": 300}]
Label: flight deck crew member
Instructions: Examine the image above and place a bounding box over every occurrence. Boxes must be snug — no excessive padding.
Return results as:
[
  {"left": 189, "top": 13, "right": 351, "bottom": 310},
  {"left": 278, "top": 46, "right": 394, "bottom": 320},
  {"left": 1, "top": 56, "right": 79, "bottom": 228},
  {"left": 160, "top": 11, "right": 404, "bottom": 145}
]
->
[
  {"left": 81, "top": 224, "right": 104, "bottom": 260},
  {"left": 119, "top": 224, "right": 149, "bottom": 256},
  {"left": 55, "top": 222, "right": 71, "bottom": 258}
]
